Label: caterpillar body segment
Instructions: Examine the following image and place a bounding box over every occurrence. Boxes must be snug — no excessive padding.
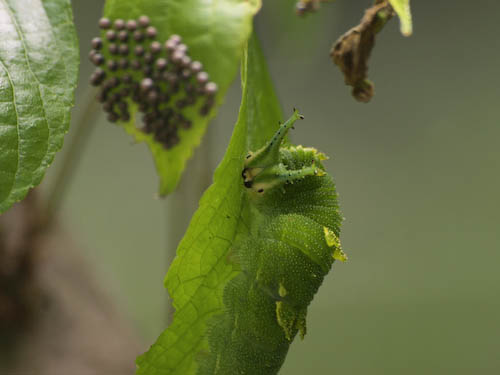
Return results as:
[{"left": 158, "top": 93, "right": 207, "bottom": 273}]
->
[{"left": 197, "top": 110, "right": 343, "bottom": 374}]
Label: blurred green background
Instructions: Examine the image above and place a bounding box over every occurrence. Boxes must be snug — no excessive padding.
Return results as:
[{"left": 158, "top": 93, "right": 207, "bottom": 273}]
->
[{"left": 45, "top": 1, "right": 500, "bottom": 373}]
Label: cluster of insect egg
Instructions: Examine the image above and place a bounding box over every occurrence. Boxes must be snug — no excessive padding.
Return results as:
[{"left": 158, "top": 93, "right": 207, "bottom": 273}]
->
[{"left": 88, "top": 16, "right": 217, "bottom": 149}]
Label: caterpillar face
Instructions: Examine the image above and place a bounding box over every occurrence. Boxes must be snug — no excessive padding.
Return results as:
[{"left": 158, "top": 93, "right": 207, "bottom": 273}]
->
[{"left": 242, "top": 110, "right": 322, "bottom": 195}]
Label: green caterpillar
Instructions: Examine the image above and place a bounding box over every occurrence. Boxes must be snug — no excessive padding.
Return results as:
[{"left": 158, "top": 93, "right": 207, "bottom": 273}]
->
[{"left": 198, "top": 109, "right": 345, "bottom": 374}]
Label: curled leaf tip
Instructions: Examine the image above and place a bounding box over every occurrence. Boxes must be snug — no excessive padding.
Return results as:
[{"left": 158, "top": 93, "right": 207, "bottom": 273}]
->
[
  {"left": 324, "top": 227, "right": 348, "bottom": 262},
  {"left": 388, "top": 0, "right": 413, "bottom": 36}
]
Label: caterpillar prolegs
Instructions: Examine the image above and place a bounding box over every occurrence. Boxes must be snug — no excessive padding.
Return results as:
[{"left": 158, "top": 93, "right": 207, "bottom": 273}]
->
[{"left": 198, "top": 110, "right": 345, "bottom": 374}]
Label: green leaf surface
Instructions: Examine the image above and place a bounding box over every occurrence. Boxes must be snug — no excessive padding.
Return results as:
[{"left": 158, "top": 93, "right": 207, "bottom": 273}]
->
[
  {"left": 388, "top": 0, "right": 412, "bottom": 36},
  {"left": 0, "top": 0, "right": 79, "bottom": 214},
  {"left": 136, "top": 32, "right": 282, "bottom": 375},
  {"left": 103, "top": 0, "right": 261, "bottom": 195}
]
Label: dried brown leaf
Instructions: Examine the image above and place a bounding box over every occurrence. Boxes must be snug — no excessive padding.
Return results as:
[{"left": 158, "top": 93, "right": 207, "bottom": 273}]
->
[{"left": 330, "top": 1, "right": 394, "bottom": 102}]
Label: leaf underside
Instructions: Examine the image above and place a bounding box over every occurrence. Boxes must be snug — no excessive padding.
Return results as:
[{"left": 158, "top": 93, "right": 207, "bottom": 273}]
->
[
  {"left": 0, "top": 0, "right": 79, "bottom": 214},
  {"left": 103, "top": 0, "right": 261, "bottom": 195}
]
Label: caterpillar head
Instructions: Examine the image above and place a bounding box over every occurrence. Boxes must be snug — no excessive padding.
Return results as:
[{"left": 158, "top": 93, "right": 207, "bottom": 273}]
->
[
  {"left": 241, "top": 164, "right": 281, "bottom": 194},
  {"left": 242, "top": 109, "right": 308, "bottom": 195}
]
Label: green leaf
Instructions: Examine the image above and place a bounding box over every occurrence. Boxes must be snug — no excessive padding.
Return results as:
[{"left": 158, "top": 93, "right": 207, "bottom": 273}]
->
[
  {"left": 136, "top": 32, "right": 282, "bottom": 375},
  {"left": 0, "top": 0, "right": 79, "bottom": 214},
  {"left": 139, "top": 30, "right": 343, "bottom": 374},
  {"left": 388, "top": 0, "right": 412, "bottom": 36},
  {"left": 103, "top": 0, "right": 262, "bottom": 195}
]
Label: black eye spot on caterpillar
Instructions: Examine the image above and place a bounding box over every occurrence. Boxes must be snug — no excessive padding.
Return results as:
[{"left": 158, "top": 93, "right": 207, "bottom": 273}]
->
[
  {"left": 89, "top": 16, "right": 218, "bottom": 149},
  {"left": 242, "top": 168, "right": 253, "bottom": 188},
  {"left": 200, "top": 109, "right": 344, "bottom": 374}
]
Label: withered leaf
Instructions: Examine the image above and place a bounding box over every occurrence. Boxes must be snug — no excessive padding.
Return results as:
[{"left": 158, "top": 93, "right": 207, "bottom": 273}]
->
[{"left": 330, "top": 1, "right": 394, "bottom": 102}]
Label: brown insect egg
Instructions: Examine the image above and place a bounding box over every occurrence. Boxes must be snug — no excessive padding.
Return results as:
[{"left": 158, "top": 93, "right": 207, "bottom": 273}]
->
[
  {"left": 146, "top": 26, "right": 157, "bottom": 39},
  {"left": 150, "top": 41, "right": 162, "bottom": 54},
  {"left": 91, "top": 53, "right": 104, "bottom": 66},
  {"left": 98, "top": 18, "right": 111, "bottom": 29},
  {"left": 119, "top": 44, "right": 129, "bottom": 56},
  {"left": 138, "top": 15, "right": 150, "bottom": 28},
  {"left": 180, "top": 55, "right": 192, "bottom": 67},
  {"left": 204, "top": 82, "right": 218, "bottom": 96},
  {"left": 118, "top": 30, "right": 129, "bottom": 42},
  {"left": 190, "top": 61, "right": 203, "bottom": 73},
  {"left": 176, "top": 43, "right": 188, "bottom": 54},
  {"left": 91, "top": 37, "right": 102, "bottom": 50},
  {"left": 171, "top": 50, "right": 184, "bottom": 64},
  {"left": 126, "top": 19, "right": 138, "bottom": 31},
  {"left": 164, "top": 39, "right": 177, "bottom": 52},
  {"left": 170, "top": 34, "right": 181, "bottom": 45},
  {"left": 113, "top": 19, "right": 125, "bottom": 30},
  {"left": 134, "top": 45, "right": 145, "bottom": 56},
  {"left": 156, "top": 58, "right": 168, "bottom": 71},
  {"left": 105, "top": 30, "right": 117, "bottom": 41},
  {"left": 107, "top": 60, "right": 118, "bottom": 71},
  {"left": 108, "top": 43, "right": 118, "bottom": 55},
  {"left": 196, "top": 71, "right": 209, "bottom": 84},
  {"left": 133, "top": 30, "right": 144, "bottom": 42},
  {"left": 144, "top": 52, "right": 154, "bottom": 64},
  {"left": 140, "top": 77, "right": 154, "bottom": 92}
]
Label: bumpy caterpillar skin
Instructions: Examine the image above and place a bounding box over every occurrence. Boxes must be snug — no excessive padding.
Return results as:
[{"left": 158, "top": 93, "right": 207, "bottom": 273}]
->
[{"left": 198, "top": 110, "right": 343, "bottom": 374}]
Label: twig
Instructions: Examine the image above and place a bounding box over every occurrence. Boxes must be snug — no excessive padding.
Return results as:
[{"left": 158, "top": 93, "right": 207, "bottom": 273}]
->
[{"left": 43, "top": 89, "right": 100, "bottom": 228}]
